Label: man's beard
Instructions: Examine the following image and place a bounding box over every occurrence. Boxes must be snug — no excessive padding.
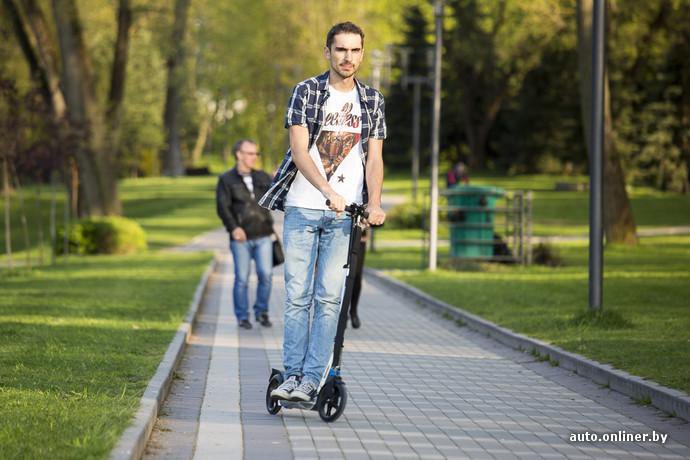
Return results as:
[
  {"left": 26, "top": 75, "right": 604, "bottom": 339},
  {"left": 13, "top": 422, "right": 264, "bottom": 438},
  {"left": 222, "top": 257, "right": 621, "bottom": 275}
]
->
[{"left": 333, "top": 62, "right": 356, "bottom": 79}]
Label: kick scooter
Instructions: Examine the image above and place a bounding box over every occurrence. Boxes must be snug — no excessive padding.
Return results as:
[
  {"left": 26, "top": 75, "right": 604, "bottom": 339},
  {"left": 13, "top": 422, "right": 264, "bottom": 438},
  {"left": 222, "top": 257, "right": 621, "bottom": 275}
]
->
[{"left": 265, "top": 202, "right": 368, "bottom": 422}]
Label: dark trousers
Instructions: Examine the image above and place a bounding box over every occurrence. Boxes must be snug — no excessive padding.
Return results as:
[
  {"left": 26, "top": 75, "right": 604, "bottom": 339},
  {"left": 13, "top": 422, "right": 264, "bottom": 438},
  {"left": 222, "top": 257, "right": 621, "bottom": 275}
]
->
[{"left": 350, "top": 240, "right": 366, "bottom": 317}]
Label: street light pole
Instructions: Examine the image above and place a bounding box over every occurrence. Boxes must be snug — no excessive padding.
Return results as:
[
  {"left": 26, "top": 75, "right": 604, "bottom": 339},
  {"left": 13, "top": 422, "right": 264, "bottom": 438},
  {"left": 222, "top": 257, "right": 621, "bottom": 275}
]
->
[
  {"left": 429, "top": 0, "right": 443, "bottom": 271},
  {"left": 589, "top": 0, "right": 605, "bottom": 311},
  {"left": 396, "top": 47, "right": 431, "bottom": 203}
]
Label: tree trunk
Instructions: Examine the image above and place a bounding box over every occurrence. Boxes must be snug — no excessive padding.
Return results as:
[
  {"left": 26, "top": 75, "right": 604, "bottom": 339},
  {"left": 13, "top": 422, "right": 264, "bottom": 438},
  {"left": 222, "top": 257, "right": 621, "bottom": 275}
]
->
[
  {"left": 2, "top": 155, "right": 12, "bottom": 270},
  {"left": 466, "top": 124, "right": 488, "bottom": 170},
  {"left": 50, "top": 170, "right": 57, "bottom": 264},
  {"left": 36, "top": 181, "right": 44, "bottom": 265},
  {"left": 100, "top": 0, "right": 133, "bottom": 214},
  {"left": 69, "top": 156, "right": 79, "bottom": 218},
  {"left": 463, "top": 103, "right": 503, "bottom": 170},
  {"left": 222, "top": 142, "right": 232, "bottom": 169},
  {"left": 577, "top": 0, "right": 637, "bottom": 245},
  {"left": 161, "top": 0, "right": 192, "bottom": 177},
  {"left": 53, "top": 0, "right": 116, "bottom": 216},
  {"left": 191, "top": 110, "right": 212, "bottom": 166},
  {"left": 7, "top": 0, "right": 123, "bottom": 216},
  {"left": 461, "top": 91, "right": 485, "bottom": 169},
  {"left": 4, "top": 0, "right": 67, "bottom": 121},
  {"left": 9, "top": 162, "right": 31, "bottom": 269},
  {"left": 107, "top": 0, "right": 132, "bottom": 127}
]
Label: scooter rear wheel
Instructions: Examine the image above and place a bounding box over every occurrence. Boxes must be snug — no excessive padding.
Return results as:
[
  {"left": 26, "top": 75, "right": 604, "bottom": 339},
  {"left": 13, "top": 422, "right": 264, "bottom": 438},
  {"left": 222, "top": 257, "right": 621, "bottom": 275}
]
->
[
  {"left": 318, "top": 380, "right": 347, "bottom": 422},
  {"left": 266, "top": 375, "right": 283, "bottom": 415}
]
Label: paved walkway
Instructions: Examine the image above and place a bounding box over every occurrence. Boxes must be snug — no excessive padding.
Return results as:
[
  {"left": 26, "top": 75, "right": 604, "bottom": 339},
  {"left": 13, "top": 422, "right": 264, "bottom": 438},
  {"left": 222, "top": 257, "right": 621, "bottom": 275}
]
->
[{"left": 143, "top": 227, "right": 690, "bottom": 459}]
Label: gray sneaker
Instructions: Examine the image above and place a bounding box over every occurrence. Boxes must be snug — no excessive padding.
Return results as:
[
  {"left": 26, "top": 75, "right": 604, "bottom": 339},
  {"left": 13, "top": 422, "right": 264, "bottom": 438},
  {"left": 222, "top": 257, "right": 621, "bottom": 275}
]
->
[
  {"left": 270, "top": 375, "right": 299, "bottom": 400},
  {"left": 290, "top": 379, "right": 319, "bottom": 402}
]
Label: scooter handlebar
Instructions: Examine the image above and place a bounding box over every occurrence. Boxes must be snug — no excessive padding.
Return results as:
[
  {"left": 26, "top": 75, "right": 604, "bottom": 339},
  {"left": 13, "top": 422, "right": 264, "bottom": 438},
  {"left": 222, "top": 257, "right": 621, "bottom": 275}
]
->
[{"left": 326, "top": 200, "right": 369, "bottom": 219}]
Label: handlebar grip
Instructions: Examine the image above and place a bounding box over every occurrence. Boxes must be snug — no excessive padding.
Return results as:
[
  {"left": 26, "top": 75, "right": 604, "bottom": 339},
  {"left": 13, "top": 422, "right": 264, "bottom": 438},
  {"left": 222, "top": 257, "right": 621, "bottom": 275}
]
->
[{"left": 325, "top": 200, "right": 369, "bottom": 219}]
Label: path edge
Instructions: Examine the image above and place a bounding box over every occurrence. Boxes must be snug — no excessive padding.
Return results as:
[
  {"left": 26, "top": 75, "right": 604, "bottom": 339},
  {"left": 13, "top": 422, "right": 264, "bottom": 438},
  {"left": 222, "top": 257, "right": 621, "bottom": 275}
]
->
[
  {"left": 109, "top": 255, "right": 219, "bottom": 460},
  {"left": 364, "top": 267, "right": 690, "bottom": 423}
]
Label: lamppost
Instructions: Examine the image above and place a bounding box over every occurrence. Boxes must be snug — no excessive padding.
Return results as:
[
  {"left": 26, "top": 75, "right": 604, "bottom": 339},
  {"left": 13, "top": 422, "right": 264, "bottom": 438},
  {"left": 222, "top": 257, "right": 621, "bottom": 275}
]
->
[
  {"left": 589, "top": 0, "right": 605, "bottom": 311},
  {"left": 429, "top": 0, "right": 443, "bottom": 271},
  {"left": 394, "top": 47, "right": 434, "bottom": 202}
]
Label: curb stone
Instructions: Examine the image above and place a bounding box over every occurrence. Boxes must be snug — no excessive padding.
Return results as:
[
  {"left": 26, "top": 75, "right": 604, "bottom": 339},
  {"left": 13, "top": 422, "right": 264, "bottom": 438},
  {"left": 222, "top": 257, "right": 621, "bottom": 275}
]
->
[
  {"left": 364, "top": 267, "right": 690, "bottom": 423},
  {"left": 109, "top": 255, "right": 219, "bottom": 460}
]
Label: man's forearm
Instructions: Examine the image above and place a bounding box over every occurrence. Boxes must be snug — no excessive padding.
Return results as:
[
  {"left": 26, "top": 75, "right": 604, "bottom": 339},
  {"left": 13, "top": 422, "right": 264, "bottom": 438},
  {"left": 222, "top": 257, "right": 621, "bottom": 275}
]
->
[
  {"left": 289, "top": 125, "right": 333, "bottom": 198},
  {"left": 292, "top": 150, "right": 332, "bottom": 196}
]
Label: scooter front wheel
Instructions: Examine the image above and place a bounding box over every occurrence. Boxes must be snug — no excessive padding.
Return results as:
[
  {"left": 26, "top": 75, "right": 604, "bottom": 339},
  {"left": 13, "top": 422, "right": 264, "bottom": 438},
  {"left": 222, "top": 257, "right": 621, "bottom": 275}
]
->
[
  {"left": 266, "top": 374, "right": 283, "bottom": 415},
  {"left": 318, "top": 380, "right": 347, "bottom": 422}
]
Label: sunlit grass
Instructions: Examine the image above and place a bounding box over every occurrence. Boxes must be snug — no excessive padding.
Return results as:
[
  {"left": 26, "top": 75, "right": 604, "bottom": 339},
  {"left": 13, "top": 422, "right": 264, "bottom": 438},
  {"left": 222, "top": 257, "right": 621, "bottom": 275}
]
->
[
  {"left": 0, "top": 252, "right": 211, "bottom": 459},
  {"left": 0, "top": 176, "right": 219, "bottom": 457},
  {"left": 381, "top": 173, "right": 690, "bottom": 238},
  {"left": 367, "top": 235, "right": 690, "bottom": 395}
]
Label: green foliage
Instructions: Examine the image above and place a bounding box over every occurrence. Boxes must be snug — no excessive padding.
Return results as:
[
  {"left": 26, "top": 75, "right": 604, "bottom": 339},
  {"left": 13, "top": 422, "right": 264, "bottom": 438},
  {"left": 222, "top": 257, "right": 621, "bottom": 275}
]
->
[
  {"left": 119, "top": 26, "right": 167, "bottom": 177},
  {"left": 532, "top": 243, "right": 564, "bottom": 267},
  {"left": 385, "top": 199, "right": 448, "bottom": 230},
  {"left": 3, "top": 0, "right": 690, "bottom": 196},
  {"left": 56, "top": 217, "right": 147, "bottom": 255},
  {"left": 493, "top": 4, "right": 586, "bottom": 175},
  {"left": 190, "top": 0, "right": 418, "bottom": 170},
  {"left": 607, "top": 1, "right": 690, "bottom": 193},
  {"left": 619, "top": 95, "right": 689, "bottom": 193},
  {"left": 386, "top": 201, "right": 425, "bottom": 229},
  {"left": 443, "top": 0, "right": 566, "bottom": 169},
  {"left": 383, "top": 5, "right": 433, "bottom": 171}
]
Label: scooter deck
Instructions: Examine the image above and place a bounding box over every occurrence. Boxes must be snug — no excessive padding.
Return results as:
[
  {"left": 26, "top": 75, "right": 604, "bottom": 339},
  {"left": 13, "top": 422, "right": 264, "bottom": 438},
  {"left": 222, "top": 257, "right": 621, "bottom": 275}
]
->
[{"left": 277, "top": 399, "right": 316, "bottom": 410}]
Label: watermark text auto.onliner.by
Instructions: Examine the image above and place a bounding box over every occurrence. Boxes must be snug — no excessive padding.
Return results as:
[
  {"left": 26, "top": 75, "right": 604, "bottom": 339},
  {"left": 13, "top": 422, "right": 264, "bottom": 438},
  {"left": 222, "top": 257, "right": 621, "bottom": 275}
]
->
[{"left": 570, "top": 430, "right": 668, "bottom": 444}]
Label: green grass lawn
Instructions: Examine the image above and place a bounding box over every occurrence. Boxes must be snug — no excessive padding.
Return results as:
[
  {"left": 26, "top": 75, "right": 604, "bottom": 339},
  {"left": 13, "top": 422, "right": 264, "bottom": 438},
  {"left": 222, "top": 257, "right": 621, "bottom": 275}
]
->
[
  {"left": 381, "top": 173, "right": 690, "bottom": 239},
  {"left": 0, "top": 252, "right": 211, "bottom": 459},
  {"left": 1, "top": 176, "right": 222, "bottom": 458},
  {"left": 366, "top": 235, "right": 690, "bottom": 396},
  {"left": 120, "top": 177, "right": 219, "bottom": 249}
]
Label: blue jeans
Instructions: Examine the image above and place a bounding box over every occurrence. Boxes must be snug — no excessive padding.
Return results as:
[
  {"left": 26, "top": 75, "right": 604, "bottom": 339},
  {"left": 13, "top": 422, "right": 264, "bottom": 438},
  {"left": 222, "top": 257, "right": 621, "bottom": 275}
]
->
[
  {"left": 282, "top": 206, "right": 351, "bottom": 385},
  {"left": 230, "top": 236, "right": 273, "bottom": 321}
]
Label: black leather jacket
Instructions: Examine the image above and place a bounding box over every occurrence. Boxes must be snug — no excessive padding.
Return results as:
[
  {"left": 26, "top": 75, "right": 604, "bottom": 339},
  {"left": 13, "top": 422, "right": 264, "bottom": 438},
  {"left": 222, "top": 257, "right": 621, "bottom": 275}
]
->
[{"left": 216, "top": 168, "right": 274, "bottom": 240}]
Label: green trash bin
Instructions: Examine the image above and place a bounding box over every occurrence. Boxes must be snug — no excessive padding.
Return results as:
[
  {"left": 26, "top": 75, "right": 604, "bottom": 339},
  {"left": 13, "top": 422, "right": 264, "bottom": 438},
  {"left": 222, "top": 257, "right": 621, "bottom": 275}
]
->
[{"left": 444, "top": 185, "right": 504, "bottom": 259}]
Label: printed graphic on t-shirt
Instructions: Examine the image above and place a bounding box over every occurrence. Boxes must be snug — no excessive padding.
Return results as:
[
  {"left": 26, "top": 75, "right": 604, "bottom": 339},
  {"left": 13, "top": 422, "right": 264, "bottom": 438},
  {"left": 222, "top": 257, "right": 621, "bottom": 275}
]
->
[
  {"left": 317, "top": 101, "right": 361, "bottom": 180},
  {"left": 283, "top": 86, "right": 364, "bottom": 210}
]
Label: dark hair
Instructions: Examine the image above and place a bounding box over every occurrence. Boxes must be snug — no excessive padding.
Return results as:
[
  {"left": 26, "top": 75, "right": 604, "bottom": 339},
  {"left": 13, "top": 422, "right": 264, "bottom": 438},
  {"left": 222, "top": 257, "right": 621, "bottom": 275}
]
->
[
  {"left": 326, "top": 22, "right": 365, "bottom": 50},
  {"left": 232, "top": 139, "right": 256, "bottom": 158}
]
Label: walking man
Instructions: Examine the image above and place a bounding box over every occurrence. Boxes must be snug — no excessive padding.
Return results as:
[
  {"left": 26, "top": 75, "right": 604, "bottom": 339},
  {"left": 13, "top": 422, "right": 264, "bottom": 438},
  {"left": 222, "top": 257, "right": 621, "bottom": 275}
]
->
[
  {"left": 217, "top": 139, "right": 275, "bottom": 329},
  {"left": 260, "top": 22, "right": 387, "bottom": 401}
]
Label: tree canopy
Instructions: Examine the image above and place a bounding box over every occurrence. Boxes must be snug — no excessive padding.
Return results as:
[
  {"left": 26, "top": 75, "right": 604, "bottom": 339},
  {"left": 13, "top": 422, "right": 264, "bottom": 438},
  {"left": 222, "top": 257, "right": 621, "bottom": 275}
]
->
[{"left": 1, "top": 0, "right": 688, "bottom": 220}]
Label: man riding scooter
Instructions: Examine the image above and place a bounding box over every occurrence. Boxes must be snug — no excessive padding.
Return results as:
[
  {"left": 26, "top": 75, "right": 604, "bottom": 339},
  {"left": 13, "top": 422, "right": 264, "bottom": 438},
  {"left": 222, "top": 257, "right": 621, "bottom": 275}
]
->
[{"left": 259, "top": 21, "right": 387, "bottom": 403}]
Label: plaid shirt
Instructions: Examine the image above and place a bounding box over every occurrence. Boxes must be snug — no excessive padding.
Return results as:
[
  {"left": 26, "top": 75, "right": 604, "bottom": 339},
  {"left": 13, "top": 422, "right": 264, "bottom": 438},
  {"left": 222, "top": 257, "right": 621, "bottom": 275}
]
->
[{"left": 258, "top": 70, "right": 387, "bottom": 211}]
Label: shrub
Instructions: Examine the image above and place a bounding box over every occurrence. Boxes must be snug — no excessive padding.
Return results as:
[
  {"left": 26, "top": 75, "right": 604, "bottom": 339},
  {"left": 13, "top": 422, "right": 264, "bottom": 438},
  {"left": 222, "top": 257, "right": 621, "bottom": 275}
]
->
[
  {"left": 56, "top": 216, "right": 147, "bottom": 255},
  {"left": 532, "top": 242, "right": 563, "bottom": 267},
  {"left": 386, "top": 202, "right": 447, "bottom": 230},
  {"left": 386, "top": 202, "right": 424, "bottom": 229}
]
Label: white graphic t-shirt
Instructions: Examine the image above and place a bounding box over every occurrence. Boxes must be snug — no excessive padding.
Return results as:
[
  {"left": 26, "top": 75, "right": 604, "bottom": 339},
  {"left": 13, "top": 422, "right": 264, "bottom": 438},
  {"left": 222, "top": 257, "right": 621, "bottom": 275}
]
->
[{"left": 285, "top": 85, "right": 364, "bottom": 210}]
